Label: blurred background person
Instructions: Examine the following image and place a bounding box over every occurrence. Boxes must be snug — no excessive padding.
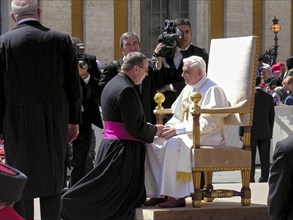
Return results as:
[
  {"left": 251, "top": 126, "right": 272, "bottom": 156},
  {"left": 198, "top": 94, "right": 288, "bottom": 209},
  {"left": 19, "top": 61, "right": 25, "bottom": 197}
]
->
[
  {"left": 65, "top": 38, "right": 104, "bottom": 188},
  {"left": 282, "top": 75, "right": 293, "bottom": 105},
  {"left": 256, "top": 56, "right": 264, "bottom": 77},
  {"left": 272, "top": 72, "right": 293, "bottom": 106},
  {"left": 259, "top": 63, "right": 272, "bottom": 85},
  {"left": 64, "top": 38, "right": 104, "bottom": 188},
  {"left": 271, "top": 63, "right": 283, "bottom": 87},
  {"left": 283, "top": 56, "right": 293, "bottom": 79},
  {"left": 239, "top": 76, "right": 275, "bottom": 182},
  {"left": 275, "top": 61, "right": 286, "bottom": 80},
  {"left": 265, "top": 80, "right": 277, "bottom": 96}
]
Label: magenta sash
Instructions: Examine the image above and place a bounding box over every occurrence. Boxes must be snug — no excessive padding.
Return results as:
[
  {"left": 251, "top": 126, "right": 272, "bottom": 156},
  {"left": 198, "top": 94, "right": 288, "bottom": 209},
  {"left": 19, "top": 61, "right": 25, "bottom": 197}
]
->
[{"left": 103, "top": 121, "right": 143, "bottom": 142}]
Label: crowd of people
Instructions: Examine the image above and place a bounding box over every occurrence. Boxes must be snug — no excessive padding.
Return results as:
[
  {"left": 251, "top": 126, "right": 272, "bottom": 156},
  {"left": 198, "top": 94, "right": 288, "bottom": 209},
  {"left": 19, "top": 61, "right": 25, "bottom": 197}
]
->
[
  {"left": 0, "top": 0, "right": 292, "bottom": 220},
  {"left": 258, "top": 56, "right": 293, "bottom": 106},
  {"left": 243, "top": 56, "right": 293, "bottom": 185}
]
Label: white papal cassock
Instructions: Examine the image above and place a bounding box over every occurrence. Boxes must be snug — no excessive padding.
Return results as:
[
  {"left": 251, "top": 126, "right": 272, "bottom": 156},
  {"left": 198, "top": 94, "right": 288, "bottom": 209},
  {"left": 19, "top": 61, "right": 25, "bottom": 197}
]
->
[{"left": 145, "top": 75, "right": 230, "bottom": 198}]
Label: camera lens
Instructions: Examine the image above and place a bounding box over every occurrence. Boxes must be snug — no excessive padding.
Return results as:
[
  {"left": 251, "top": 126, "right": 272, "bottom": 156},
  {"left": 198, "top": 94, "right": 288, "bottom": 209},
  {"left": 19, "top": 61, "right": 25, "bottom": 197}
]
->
[{"left": 78, "top": 60, "right": 88, "bottom": 69}]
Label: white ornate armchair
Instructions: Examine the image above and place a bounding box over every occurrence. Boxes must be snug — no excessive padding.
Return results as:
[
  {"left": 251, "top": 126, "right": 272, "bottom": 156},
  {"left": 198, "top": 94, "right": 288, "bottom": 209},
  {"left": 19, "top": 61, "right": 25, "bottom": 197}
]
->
[{"left": 154, "top": 36, "right": 259, "bottom": 208}]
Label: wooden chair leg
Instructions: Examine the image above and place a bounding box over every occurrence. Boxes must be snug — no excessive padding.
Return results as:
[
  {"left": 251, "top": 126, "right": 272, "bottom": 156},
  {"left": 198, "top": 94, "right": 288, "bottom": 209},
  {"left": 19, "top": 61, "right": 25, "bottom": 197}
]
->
[
  {"left": 192, "top": 170, "right": 202, "bottom": 208},
  {"left": 204, "top": 171, "right": 214, "bottom": 202},
  {"left": 241, "top": 170, "right": 251, "bottom": 206}
]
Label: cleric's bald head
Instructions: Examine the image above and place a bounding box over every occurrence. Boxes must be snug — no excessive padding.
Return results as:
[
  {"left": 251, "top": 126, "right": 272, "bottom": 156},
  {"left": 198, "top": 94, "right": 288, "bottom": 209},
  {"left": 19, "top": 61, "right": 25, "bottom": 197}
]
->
[{"left": 11, "top": 0, "right": 39, "bottom": 21}]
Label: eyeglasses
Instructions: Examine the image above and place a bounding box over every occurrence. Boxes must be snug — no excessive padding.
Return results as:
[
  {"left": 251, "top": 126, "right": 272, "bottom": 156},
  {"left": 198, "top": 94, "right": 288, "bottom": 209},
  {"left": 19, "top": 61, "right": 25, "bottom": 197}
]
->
[{"left": 137, "top": 65, "right": 149, "bottom": 73}]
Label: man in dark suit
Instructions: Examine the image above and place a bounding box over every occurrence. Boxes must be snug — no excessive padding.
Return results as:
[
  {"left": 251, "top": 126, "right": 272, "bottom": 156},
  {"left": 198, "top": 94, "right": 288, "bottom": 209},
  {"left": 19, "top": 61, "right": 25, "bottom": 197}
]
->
[
  {"left": 268, "top": 136, "right": 293, "bottom": 220},
  {"left": 69, "top": 38, "right": 103, "bottom": 186},
  {"left": 99, "top": 32, "right": 156, "bottom": 123},
  {"left": 0, "top": 0, "right": 82, "bottom": 219},
  {"left": 152, "top": 17, "right": 209, "bottom": 109},
  {"left": 239, "top": 76, "right": 275, "bottom": 182}
]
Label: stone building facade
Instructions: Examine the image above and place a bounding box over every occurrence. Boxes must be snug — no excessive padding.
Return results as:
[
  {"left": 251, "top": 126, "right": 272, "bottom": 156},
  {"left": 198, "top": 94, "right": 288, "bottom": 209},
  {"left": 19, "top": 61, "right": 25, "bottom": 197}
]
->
[{"left": 1, "top": 0, "right": 292, "bottom": 67}]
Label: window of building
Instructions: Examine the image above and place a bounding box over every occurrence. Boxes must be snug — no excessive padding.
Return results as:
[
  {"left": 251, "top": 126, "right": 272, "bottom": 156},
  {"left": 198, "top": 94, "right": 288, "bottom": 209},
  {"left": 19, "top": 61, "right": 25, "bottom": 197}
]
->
[{"left": 140, "top": 0, "right": 188, "bottom": 58}]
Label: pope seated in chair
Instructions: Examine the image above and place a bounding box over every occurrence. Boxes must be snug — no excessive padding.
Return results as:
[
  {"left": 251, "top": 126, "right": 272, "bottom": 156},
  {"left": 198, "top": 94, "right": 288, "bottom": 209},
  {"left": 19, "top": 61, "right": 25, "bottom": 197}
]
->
[{"left": 145, "top": 55, "right": 229, "bottom": 207}]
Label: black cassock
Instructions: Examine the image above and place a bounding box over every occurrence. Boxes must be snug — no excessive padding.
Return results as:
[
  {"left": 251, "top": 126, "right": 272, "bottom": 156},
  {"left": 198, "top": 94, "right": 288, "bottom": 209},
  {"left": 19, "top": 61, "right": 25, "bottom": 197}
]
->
[{"left": 61, "top": 73, "right": 157, "bottom": 220}]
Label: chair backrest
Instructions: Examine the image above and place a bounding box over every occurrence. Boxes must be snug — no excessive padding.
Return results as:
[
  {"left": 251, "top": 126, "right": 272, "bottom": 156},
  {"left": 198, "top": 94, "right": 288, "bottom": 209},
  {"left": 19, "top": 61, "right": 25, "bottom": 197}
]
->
[{"left": 207, "top": 36, "right": 259, "bottom": 126}]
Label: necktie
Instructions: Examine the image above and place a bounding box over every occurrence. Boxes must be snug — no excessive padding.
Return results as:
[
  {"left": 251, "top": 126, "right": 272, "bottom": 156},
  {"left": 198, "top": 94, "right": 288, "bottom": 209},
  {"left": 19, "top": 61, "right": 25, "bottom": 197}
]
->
[{"left": 181, "top": 50, "right": 188, "bottom": 58}]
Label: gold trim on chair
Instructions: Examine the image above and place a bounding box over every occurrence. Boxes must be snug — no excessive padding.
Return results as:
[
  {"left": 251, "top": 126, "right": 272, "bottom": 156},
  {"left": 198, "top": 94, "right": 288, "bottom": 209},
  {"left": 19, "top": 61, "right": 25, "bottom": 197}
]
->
[{"left": 192, "top": 167, "right": 251, "bottom": 171}]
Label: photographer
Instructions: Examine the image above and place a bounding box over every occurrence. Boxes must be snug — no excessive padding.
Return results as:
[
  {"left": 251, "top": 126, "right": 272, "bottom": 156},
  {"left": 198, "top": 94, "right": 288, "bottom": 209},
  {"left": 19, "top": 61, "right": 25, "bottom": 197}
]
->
[
  {"left": 153, "top": 18, "right": 209, "bottom": 111},
  {"left": 66, "top": 37, "right": 103, "bottom": 187},
  {"left": 71, "top": 37, "right": 102, "bottom": 80}
]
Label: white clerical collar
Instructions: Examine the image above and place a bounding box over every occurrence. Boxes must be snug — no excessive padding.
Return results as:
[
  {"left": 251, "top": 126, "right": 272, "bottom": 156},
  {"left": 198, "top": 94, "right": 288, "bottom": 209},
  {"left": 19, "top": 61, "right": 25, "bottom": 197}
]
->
[
  {"left": 18, "top": 18, "right": 38, "bottom": 24},
  {"left": 191, "top": 75, "right": 208, "bottom": 91}
]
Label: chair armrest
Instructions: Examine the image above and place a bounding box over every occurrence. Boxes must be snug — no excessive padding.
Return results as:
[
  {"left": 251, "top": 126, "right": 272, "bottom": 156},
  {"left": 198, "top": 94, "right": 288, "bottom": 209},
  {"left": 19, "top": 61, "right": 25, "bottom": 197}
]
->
[
  {"left": 192, "top": 100, "right": 249, "bottom": 115},
  {"left": 153, "top": 108, "right": 173, "bottom": 115},
  {"left": 153, "top": 108, "right": 173, "bottom": 124}
]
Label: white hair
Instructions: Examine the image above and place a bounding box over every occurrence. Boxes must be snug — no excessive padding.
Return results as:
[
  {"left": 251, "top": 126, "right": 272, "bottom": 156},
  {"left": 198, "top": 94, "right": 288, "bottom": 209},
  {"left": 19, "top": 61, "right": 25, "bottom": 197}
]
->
[
  {"left": 183, "top": 55, "right": 207, "bottom": 76},
  {"left": 11, "top": 0, "right": 39, "bottom": 19}
]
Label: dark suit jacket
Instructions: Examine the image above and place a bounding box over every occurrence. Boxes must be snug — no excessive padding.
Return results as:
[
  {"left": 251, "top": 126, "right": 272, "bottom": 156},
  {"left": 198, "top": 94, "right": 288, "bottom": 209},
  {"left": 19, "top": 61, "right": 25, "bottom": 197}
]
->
[
  {"left": 0, "top": 20, "right": 82, "bottom": 199},
  {"left": 98, "top": 58, "right": 123, "bottom": 94},
  {"left": 268, "top": 136, "right": 293, "bottom": 220},
  {"left": 69, "top": 76, "right": 102, "bottom": 176},
  {"left": 84, "top": 53, "right": 102, "bottom": 80},
  {"left": 99, "top": 58, "right": 156, "bottom": 123},
  {"left": 71, "top": 59, "right": 103, "bottom": 128},
  {"left": 80, "top": 76, "right": 103, "bottom": 129},
  {"left": 153, "top": 44, "right": 209, "bottom": 108},
  {"left": 239, "top": 88, "right": 275, "bottom": 139}
]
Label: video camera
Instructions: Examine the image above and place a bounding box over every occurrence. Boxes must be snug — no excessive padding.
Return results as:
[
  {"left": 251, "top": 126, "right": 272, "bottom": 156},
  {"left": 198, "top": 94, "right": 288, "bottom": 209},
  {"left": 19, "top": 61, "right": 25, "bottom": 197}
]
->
[
  {"left": 75, "top": 42, "right": 88, "bottom": 69},
  {"left": 157, "top": 19, "right": 183, "bottom": 58}
]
